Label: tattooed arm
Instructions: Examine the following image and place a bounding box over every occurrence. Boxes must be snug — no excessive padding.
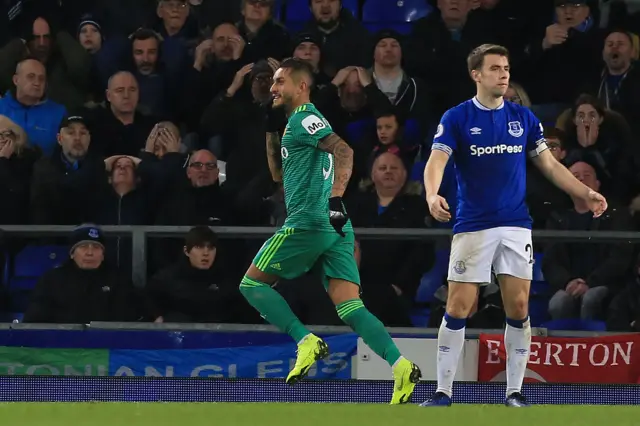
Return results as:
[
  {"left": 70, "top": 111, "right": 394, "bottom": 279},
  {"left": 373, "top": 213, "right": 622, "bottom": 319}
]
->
[
  {"left": 266, "top": 132, "right": 283, "bottom": 182},
  {"left": 318, "top": 133, "right": 353, "bottom": 197}
]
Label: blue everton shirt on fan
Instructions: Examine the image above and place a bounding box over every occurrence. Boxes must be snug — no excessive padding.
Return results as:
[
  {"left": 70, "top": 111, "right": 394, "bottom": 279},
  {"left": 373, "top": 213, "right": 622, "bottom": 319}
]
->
[{"left": 432, "top": 97, "right": 547, "bottom": 234}]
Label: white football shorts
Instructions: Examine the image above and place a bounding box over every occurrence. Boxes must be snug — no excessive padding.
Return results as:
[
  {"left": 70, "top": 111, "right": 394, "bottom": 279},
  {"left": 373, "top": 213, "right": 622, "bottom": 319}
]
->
[{"left": 447, "top": 226, "right": 533, "bottom": 283}]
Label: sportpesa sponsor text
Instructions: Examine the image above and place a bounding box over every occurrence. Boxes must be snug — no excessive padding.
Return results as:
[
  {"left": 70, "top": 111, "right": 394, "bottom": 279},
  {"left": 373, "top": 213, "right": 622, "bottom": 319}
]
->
[{"left": 470, "top": 144, "right": 524, "bottom": 157}]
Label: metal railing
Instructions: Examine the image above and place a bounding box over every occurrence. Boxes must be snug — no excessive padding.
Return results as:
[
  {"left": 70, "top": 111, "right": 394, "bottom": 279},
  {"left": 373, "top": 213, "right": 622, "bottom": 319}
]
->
[
  {"left": 1, "top": 225, "right": 638, "bottom": 287},
  {"left": 1, "top": 322, "right": 629, "bottom": 337}
]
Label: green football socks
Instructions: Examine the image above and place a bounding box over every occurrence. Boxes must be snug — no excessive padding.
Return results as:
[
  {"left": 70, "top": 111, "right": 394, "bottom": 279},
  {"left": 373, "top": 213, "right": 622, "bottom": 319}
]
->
[
  {"left": 336, "top": 298, "right": 402, "bottom": 366},
  {"left": 239, "top": 276, "right": 311, "bottom": 343}
]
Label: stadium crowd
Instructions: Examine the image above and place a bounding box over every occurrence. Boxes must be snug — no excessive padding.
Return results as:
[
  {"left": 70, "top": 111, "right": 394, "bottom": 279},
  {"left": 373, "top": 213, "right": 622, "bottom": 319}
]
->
[{"left": 0, "top": 0, "right": 640, "bottom": 332}]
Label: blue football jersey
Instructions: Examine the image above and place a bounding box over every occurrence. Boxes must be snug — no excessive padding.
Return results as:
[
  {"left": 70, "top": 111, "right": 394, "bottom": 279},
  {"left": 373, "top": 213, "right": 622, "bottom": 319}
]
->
[{"left": 432, "top": 97, "right": 547, "bottom": 234}]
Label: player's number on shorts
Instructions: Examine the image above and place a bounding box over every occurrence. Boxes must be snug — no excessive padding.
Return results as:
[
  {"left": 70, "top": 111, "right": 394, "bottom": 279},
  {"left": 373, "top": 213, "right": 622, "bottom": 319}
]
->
[{"left": 524, "top": 243, "right": 533, "bottom": 264}]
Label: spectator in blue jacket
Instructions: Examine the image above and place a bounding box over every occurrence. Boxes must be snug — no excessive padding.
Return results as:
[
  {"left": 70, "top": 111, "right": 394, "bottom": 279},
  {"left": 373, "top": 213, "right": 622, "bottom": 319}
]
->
[{"left": 0, "top": 58, "right": 66, "bottom": 157}]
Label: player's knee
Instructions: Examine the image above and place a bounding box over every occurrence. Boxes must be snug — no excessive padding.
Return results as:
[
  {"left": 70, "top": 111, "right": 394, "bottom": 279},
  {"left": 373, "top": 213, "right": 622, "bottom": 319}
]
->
[
  {"left": 239, "top": 264, "right": 277, "bottom": 295},
  {"left": 327, "top": 278, "right": 360, "bottom": 305},
  {"left": 239, "top": 275, "right": 269, "bottom": 294},
  {"left": 504, "top": 293, "right": 529, "bottom": 320},
  {"left": 446, "top": 302, "right": 473, "bottom": 319},
  {"left": 446, "top": 282, "right": 478, "bottom": 318}
]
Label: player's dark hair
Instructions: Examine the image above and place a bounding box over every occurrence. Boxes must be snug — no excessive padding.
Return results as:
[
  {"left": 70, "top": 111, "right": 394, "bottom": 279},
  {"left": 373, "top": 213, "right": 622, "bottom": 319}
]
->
[
  {"left": 279, "top": 57, "right": 315, "bottom": 87},
  {"left": 467, "top": 44, "right": 510, "bottom": 75}
]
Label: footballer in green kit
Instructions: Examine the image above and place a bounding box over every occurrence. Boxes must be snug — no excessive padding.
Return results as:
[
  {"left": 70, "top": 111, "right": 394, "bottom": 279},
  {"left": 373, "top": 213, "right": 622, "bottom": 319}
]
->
[{"left": 239, "top": 58, "right": 421, "bottom": 404}]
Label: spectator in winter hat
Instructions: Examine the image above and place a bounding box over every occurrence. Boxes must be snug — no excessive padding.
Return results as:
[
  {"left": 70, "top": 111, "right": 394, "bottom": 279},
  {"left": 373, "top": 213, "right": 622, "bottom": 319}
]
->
[
  {"left": 0, "top": 15, "right": 92, "bottom": 110},
  {"left": 303, "top": 0, "right": 371, "bottom": 73},
  {"left": 68, "top": 223, "right": 106, "bottom": 267},
  {"left": 368, "top": 29, "right": 431, "bottom": 139},
  {"left": 23, "top": 223, "right": 139, "bottom": 324},
  {"left": 78, "top": 15, "right": 103, "bottom": 54},
  {"left": 291, "top": 32, "right": 330, "bottom": 88}
]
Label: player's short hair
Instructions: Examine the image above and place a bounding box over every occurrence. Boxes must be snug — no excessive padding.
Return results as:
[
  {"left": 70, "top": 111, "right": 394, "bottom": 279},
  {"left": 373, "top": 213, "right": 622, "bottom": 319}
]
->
[
  {"left": 467, "top": 44, "right": 510, "bottom": 75},
  {"left": 279, "top": 57, "right": 315, "bottom": 87}
]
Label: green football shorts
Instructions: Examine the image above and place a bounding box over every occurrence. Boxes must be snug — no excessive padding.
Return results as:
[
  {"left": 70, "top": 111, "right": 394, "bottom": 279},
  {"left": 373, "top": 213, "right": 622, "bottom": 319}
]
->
[{"left": 253, "top": 226, "right": 360, "bottom": 288}]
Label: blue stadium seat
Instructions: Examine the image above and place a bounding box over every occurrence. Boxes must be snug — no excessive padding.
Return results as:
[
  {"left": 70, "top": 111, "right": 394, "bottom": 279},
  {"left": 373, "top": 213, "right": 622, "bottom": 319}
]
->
[
  {"left": 0, "top": 312, "right": 23, "bottom": 323},
  {"left": 528, "top": 296, "right": 550, "bottom": 327},
  {"left": 403, "top": 118, "right": 421, "bottom": 147},
  {"left": 364, "top": 22, "right": 413, "bottom": 34},
  {"left": 410, "top": 160, "right": 425, "bottom": 182},
  {"left": 273, "top": 0, "right": 283, "bottom": 20},
  {"left": 541, "top": 318, "right": 607, "bottom": 332},
  {"left": 285, "top": 0, "right": 358, "bottom": 25},
  {"left": 532, "top": 252, "right": 544, "bottom": 281},
  {"left": 531, "top": 252, "right": 550, "bottom": 295},
  {"left": 529, "top": 103, "right": 569, "bottom": 127},
  {"left": 410, "top": 307, "right": 430, "bottom": 327},
  {"left": 6, "top": 245, "right": 68, "bottom": 313},
  {"left": 363, "top": 0, "right": 432, "bottom": 23},
  {"left": 345, "top": 118, "right": 375, "bottom": 145},
  {"left": 285, "top": 0, "right": 311, "bottom": 23},
  {"left": 285, "top": 21, "right": 306, "bottom": 32},
  {"left": 415, "top": 249, "right": 449, "bottom": 304},
  {"left": 11, "top": 245, "right": 68, "bottom": 281}
]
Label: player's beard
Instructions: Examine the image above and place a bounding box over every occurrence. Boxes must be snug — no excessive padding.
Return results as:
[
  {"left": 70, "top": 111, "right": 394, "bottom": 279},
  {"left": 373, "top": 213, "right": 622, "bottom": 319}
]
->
[{"left": 274, "top": 93, "right": 294, "bottom": 113}]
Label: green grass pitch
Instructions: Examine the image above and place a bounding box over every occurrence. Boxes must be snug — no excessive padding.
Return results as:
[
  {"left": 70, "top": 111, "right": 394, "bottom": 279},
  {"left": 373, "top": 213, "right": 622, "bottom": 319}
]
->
[{"left": 1, "top": 403, "right": 638, "bottom": 426}]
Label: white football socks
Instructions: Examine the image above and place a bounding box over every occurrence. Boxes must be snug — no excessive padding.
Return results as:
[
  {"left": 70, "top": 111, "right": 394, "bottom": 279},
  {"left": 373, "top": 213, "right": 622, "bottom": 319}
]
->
[
  {"left": 435, "top": 314, "right": 466, "bottom": 397},
  {"left": 505, "top": 317, "right": 531, "bottom": 397}
]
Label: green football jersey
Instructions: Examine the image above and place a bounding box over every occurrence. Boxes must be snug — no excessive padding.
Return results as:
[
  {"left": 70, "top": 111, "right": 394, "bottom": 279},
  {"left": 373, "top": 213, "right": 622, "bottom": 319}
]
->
[{"left": 280, "top": 103, "right": 352, "bottom": 232}]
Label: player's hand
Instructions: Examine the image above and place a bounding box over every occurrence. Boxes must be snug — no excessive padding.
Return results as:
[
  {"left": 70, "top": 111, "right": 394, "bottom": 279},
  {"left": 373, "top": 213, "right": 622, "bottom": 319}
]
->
[
  {"left": 328, "top": 196, "right": 348, "bottom": 237},
  {"left": 585, "top": 189, "right": 607, "bottom": 218},
  {"left": 542, "top": 24, "right": 568, "bottom": 50},
  {"left": 427, "top": 194, "right": 451, "bottom": 223}
]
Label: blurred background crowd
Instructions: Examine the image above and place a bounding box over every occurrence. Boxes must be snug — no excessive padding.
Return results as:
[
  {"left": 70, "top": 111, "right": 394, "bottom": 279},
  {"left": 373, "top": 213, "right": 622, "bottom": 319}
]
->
[{"left": 0, "top": 0, "right": 640, "bottom": 333}]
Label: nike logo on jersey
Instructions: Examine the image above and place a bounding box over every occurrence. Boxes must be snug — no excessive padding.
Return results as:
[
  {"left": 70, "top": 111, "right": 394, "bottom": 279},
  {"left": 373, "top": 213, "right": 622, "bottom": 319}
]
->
[{"left": 323, "top": 153, "right": 334, "bottom": 180}]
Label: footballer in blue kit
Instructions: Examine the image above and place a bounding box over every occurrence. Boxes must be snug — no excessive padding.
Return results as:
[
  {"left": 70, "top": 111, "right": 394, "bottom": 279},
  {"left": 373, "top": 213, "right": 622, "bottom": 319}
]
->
[{"left": 421, "top": 44, "right": 608, "bottom": 408}]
